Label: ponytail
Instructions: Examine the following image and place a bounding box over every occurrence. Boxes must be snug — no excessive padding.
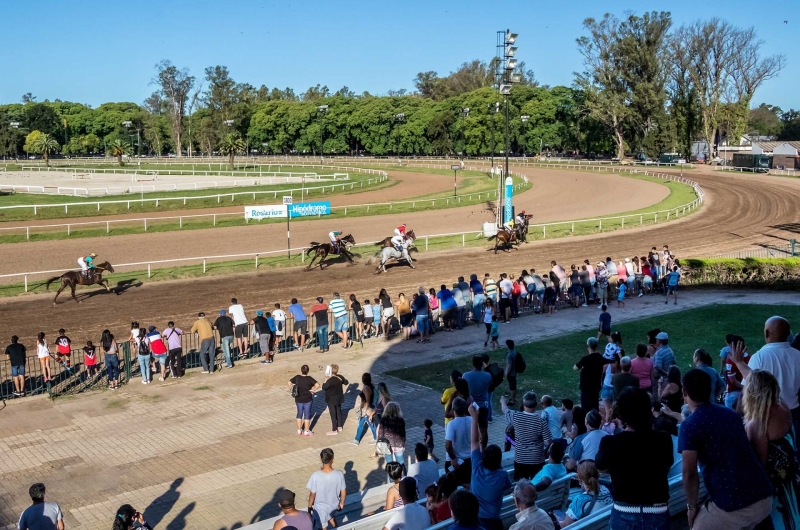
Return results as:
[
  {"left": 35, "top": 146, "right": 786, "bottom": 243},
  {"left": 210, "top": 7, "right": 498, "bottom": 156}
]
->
[{"left": 113, "top": 504, "right": 135, "bottom": 530}]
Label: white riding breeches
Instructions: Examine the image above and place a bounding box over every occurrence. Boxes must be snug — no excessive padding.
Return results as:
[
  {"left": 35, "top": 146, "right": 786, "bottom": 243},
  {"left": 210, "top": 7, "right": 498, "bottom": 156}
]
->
[
  {"left": 391, "top": 235, "right": 404, "bottom": 247},
  {"left": 329, "top": 232, "right": 338, "bottom": 244},
  {"left": 78, "top": 258, "right": 88, "bottom": 271},
  {"left": 393, "top": 228, "right": 404, "bottom": 238}
]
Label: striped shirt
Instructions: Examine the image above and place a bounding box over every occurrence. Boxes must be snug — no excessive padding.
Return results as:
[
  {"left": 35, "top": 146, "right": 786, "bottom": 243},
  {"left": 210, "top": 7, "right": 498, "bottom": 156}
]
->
[
  {"left": 330, "top": 298, "right": 347, "bottom": 318},
  {"left": 485, "top": 280, "right": 497, "bottom": 297},
  {"left": 505, "top": 409, "right": 552, "bottom": 465}
]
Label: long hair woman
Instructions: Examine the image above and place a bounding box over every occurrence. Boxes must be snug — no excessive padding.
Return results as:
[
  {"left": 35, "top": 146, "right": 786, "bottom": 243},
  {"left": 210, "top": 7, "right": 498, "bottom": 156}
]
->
[
  {"left": 743, "top": 370, "right": 800, "bottom": 530},
  {"left": 377, "top": 401, "right": 406, "bottom": 464},
  {"left": 36, "top": 332, "right": 52, "bottom": 383},
  {"left": 101, "top": 330, "right": 120, "bottom": 389},
  {"left": 113, "top": 504, "right": 151, "bottom": 530}
]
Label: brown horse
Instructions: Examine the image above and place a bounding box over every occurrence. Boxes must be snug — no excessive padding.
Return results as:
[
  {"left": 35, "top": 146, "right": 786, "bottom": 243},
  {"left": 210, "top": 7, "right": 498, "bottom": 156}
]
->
[
  {"left": 487, "top": 229, "right": 520, "bottom": 254},
  {"left": 305, "top": 234, "right": 356, "bottom": 270},
  {"left": 375, "top": 229, "right": 416, "bottom": 249},
  {"left": 45, "top": 261, "right": 115, "bottom": 304}
]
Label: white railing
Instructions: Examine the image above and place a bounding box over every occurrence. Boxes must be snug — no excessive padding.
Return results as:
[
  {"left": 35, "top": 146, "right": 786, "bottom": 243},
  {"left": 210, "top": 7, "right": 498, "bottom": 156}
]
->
[
  {"left": 0, "top": 166, "right": 388, "bottom": 213},
  {"left": 0, "top": 184, "right": 529, "bottom": 240}
]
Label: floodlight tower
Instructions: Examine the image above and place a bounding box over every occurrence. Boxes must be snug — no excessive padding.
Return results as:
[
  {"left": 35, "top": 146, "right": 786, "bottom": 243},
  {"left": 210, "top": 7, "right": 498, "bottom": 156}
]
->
[
  {"left": 317, "top": 105, "right": 328, "bottom": 162},
  {"left": 495, "top": 29, "right": 520, "bottom": 226},
  {"left": 460, "top": 108, "right": 470, "bottom": 160},
  {"left": 395, "top": 112, "right": 405, "bottom": 163}
]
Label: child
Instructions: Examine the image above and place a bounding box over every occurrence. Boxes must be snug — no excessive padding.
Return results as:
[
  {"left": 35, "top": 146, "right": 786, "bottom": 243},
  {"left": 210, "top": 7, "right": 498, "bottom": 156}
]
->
[
  {"left": 598, "top": 305, "right": 611, "bottom": 339},
  {"left": 616, "top": 280, "right": 626, "bottom": 307},
  {"left": 83, "top": 341, "right": 98, "bottom": 376},
  {"left": 560, "top": 398, "right": 574, "bottom": 438},
  {"left": 665, "top": 265, "right": 681, "bottom": 305},
  {"left": 55, "top": 328, "right": 72, "bottom": 367},
  {"left": 363, "top": 299, "right": 375, "bottom": 338},
  {"left": 532, "top": 442, "right": 568, "bottom": 491},
  {"left": 372, "top": 298, "right": 383, "bottom": 337},
  {"left": 265, "top": 312, "right": 277, "bottom": 360},
  {"left": 543, "top": 281, "right": 556, "bottom": 315},
  {"left": 489, "top": 316, "right": 500, "bottom": 349},
  {"left": 423, "top": 419, "right": 439, "bottom": 463}
]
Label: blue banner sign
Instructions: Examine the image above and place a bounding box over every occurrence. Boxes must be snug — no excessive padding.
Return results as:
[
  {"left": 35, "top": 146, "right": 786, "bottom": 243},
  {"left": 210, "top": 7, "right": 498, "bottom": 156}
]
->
[
  {"left": 504, "top": 177, "right": 513, "bottom": 224},
  {"left": 289, "top": 201, "right": 331, "bottom": 218}
]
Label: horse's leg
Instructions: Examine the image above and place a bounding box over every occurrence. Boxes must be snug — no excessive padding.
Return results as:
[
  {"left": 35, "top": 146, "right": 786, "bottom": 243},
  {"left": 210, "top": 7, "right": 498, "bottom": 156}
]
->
[
  {"left": 71, "top": 282, "right": 80, "bottom": 303},
  {"left": 53, "top": 280, "right": 66, "bottom": 305},
  {"left": 305, "top": 251, "right": 317, "bottom": 270},
  {"left": 102, "top": 279, "right": 111, "bottom": 292}
]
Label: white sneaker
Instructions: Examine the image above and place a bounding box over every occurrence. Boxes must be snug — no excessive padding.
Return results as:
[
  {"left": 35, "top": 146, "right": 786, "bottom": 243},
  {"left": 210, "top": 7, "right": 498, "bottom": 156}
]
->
[
  {"left": 581, "top": 304, "right": 588, "bottom": 307},
  {"left": 297, "top": 429, "right": 303, "bottom": 435},
  {"left": 159, "top": 377, "right": 164, "bottom": 382},
  {"left": 638, "top": 293, "right": 643, "bottom": 297},
  {"left": 142, "top": 380, "right": 147, "bottom": 384},
  {"left": 201, "top": 370, "right": 209, "bottom": 374}
]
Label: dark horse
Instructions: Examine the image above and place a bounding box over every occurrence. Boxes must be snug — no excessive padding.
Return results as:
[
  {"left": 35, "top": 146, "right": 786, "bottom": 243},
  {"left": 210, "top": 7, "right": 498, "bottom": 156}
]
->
[
  {"left": 305, "top": 234, "right": 356, "bottom": 270},
  {"left": 375, "top": 229, "right": 417, "bottom": 249},
  {"left": 45, "top": 261, "right": 115, "bottom": 304},
  {"left": 487, "top": 229, "right": 520, "bottom": 254}
]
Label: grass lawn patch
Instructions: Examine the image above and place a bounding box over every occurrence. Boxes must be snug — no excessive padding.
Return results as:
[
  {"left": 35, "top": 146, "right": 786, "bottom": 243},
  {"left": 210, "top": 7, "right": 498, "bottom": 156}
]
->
[{"left": 387, "top": 304, "right": 800, "bottom": 407}]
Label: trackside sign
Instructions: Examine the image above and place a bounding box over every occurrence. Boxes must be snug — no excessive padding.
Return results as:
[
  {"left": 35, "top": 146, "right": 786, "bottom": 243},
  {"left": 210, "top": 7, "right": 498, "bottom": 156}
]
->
[{"left": 245, "top": 201, "right": 331, "bottom": 219}]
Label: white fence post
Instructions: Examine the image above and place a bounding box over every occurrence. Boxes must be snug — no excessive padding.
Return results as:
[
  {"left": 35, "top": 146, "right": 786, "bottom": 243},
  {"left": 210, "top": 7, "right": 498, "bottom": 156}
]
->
[
  {"left": 147, "top": 264, "right": 151, "bottom": 278},
  {"left": 26, "top": 227, "right": 29, "bottom": 240},
  {"left": 203, "top": 259, "right": 206, "bottom": 273},
  {"left": 144, "top": 219, "right": 147, "bottom": 231}
]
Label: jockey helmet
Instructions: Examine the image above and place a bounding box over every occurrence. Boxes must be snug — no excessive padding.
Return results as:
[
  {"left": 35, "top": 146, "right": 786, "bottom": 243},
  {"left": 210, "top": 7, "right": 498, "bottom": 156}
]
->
[
  {"left": 90, "top": 253, "right": 97, "bottom": 257},
  {"left": 520, "top": 210, "right": 526, "bottom": 215}
]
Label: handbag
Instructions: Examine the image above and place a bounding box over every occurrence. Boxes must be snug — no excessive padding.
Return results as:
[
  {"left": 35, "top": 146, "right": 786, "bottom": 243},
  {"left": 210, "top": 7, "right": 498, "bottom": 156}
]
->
[
  {"left": 291, "top": 383, "right": 299, "bottom": 398},
  {"left": 375, "top": 438, "right": 392, "bottom": 456}
]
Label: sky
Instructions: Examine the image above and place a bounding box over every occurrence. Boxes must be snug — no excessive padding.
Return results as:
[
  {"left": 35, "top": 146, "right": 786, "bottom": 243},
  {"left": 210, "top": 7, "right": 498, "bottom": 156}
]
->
[{"left": 0, "top": 0, "right": 797, "bottom": 110}]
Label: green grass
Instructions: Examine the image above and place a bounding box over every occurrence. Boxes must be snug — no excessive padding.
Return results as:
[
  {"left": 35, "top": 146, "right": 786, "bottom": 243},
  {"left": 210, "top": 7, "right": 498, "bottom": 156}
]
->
[
  {"left": 105, "top": 398, "right": 128, "bottom": 409},
  {"left": 388, "top": 304, "right": 800, "bottom": 406},
  {"left": 193, "top": 385, "right": 213, "bottom": 391},
  {"left": 0, "top": 168, "right": 385, "bottom": 222}
]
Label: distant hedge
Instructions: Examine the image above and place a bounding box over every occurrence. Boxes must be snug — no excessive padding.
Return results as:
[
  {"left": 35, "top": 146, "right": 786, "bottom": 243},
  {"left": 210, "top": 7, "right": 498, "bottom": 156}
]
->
[{"left": 680, "top": 258, "right": 800, "bottom": 289}]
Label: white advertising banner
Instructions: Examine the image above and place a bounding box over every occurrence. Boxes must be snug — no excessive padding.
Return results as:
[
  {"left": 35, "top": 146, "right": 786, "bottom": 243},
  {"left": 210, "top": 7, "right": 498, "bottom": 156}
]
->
[{"left": 244, "top": 204, "right": 287, "bottom": 219}]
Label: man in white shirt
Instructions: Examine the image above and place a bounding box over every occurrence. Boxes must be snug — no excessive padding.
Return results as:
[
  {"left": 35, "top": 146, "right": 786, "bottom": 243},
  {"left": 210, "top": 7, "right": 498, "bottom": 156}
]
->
[
  {"left": 445, "top": 397, "right": 473, "bottom": 484},
  {"left": 228, "top": 298, "right": 249, "bottom": 359},
  {"left": 732, "top": 316, "right": 800, "bottom": 439},
  {"left": 382, "top": 477, "right": 430, "bottom": 530},
  {"left": 408, "top": 443, "right": 440, "bottom": 499},
  {"left": 498, "top": 273, "right": 514, "bottom": 323},
  {"left": 272, "top": 302, "right": 287, "bottom": 343}
]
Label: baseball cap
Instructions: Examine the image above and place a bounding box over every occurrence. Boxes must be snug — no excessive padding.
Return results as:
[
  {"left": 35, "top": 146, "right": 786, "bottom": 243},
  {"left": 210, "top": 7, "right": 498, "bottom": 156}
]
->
[
  {"left": 220, "top": 309, "right": 226, "bottom": 315},
  {"left": 656, "top": 332, "right": 669, "bottom": 340},
  {"left": 625, "top": 257, "right": 631, "bottom": 263},
  {"left": 277, "top": 490, "right": 295, "bottom": 508},
  {"left": 256, "top": 310, "right": 263, "bottom": 316},
  {"left": 398, "top": 477, "right": 417, "bottom": 501},
  {"left": 317, "top": 297, "right": 324, "bottom": 303},
  {"left": 148, "top": 325, "right": 156, "bottom": 332}
]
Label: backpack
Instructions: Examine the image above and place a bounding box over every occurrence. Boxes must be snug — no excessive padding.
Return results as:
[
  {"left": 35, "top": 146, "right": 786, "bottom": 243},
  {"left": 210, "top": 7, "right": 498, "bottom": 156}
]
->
[
  {"left": 514, "top": 351, "right": 527, "bottom": 373},
  {"left": 487, "top": 363, "right": 504, "bottom": 392}
]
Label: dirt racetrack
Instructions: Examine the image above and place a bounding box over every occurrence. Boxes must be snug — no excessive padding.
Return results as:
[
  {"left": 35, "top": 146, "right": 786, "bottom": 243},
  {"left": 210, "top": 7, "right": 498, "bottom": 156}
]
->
[
  {"left": 1, "top": 167, "right": 796, "bottom": 344},
  {"left": 0, "top": 167, "right": 666, "bottom": 273}
]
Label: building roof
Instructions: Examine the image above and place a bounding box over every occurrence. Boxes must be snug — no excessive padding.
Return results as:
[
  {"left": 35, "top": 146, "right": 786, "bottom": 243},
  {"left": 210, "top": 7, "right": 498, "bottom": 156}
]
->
[{"left": 753, "top": 141, "right": 800, "bottom": 152}]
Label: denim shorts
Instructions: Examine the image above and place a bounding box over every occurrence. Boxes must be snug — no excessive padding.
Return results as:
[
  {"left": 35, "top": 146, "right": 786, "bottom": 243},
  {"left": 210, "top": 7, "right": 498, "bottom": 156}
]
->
[
  {"left": 296, "top": 400, "right": 313, "bottom": 420},
  {"left": 601, "top": 385, "right": 615, "bottom": 400},
  {"left": 153, "top": 354, "right": 167, "bottom": 365},
  {"left": 416, "top": 315, "right": 429, "bottom": 333},
  {"left": 11, "top": 365, "right": 25, "bottom": 377},
  {"left": 334, "top": 315, "right": 349, "bottom": 332}
]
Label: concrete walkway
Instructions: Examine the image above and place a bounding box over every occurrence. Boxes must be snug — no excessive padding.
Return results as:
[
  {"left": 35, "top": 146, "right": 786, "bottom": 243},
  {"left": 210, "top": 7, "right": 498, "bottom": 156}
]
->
[{"left": 0, "top": 290, "right": 797, "bottom": 530}]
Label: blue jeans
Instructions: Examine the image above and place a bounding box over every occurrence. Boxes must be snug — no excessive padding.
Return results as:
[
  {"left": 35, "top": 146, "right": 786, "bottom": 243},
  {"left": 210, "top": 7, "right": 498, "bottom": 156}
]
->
[
  {"left": 105, "top": 354, "right": 119, "bottom": 382},
  {"left": 317, "top": 325, "right": 329, "bottom": 350},
  {"left": 138, "top": 354, "right": 151, "bottom": 382},
  {"left": 199, "top": 338, "right": 215, "bottom": 373},
  {"left": 609, "top": 507, "right": 670, "bottom": 530},
  {"left": 487, "top": 391, "right": 494, "bottom": 421},
  {"left": 220, "top": 335, "right": 234, "bottom": 367},
  {"left": 725, "top": 391, "right": 740, "bottom": 409},
  {"left": 456, "top": 306, "right": 466, "bottom": 329},
  {"left": 472, "top": 295, "right": 484, "bottom": 320},
  {"left": 353, "top": 415, "right": 376, "bottom": 443},
  {"left": 296, "top": 401, "right": 313, "bottom": 420}
]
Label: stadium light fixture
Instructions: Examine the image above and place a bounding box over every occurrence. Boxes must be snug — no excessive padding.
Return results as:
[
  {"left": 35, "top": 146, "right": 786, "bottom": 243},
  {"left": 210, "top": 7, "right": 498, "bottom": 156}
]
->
[
  {"left": 317, "top": 105, "right": 329, "bottom": 113},
  {"left": 505, "top": 58, "right": 518, "bottom": 71},
  {"left": 521, "top": 115, "right": 530, "bottom": 123},
  {"left": 506, "top": 32, "right": 518, "bottom": 44},
  {"left": 499, "top": 84, "right": 513, "bottom": 95},
  {"left": 10, "top": 122, "right": 20, "bottom": 128},
  {"left": 224, "top": 119, "right": 234, "bottom": 127},
  {"left": 505, "top": 46, "right": 518, "bottom": 57}
]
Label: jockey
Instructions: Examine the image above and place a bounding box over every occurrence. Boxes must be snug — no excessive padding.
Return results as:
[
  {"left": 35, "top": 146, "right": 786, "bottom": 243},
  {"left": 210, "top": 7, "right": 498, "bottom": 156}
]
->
[
  {"left": 515, "top": 210, "right": 529, "bottom": 226},
  {"left": 329, "top": 230, "right": 342, "bottom": 252},
  {"left": 78, "top": 253, "right": 97, "bottom": 279},
  {"left": 390, "top": 233, "right": 405, "bottom": 252},
  {"left": 394, "top": 224, "right": 407, "bottom": 239},
  {"left": 503, "top": 219, "right": 515, "bottom": 235}
]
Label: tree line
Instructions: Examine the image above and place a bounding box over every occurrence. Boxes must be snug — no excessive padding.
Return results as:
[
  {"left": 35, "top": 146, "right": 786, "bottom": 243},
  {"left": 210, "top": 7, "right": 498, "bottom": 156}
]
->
[{"left": 0, "top": 12, "right": 790, "bottom": 161}]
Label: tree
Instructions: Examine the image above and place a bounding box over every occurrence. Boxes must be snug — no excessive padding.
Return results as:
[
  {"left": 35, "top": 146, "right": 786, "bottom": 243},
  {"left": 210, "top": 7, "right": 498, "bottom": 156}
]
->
[
  {"left": 748, "top": 103, "right": 783, "bottom": 138},
  {"left": 575, "top": 14, "right": 632, "bottom": 160},
  {"left": 153, "top": 61, "right": 195, "bottom": 157},
  {"left": 778, "top": 109, "right": 800, "bottom": 140},
  {"left": 217, "top": 133, "right": 246, "bottom": 170},
  {"left": 28, "top": 132, "right": 60, "bottom": 167},
  {"left": 21, "top": 93, "right": 36, "bottom": 103},
  {"left": 109, "top": 139, "right": 132, "bottom": 166}
]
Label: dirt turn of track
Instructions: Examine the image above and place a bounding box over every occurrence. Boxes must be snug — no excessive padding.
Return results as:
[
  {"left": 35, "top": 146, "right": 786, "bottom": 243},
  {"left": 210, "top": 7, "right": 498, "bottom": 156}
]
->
[{"left": 0, "top": 168, "right": 665, "bottom": 274}]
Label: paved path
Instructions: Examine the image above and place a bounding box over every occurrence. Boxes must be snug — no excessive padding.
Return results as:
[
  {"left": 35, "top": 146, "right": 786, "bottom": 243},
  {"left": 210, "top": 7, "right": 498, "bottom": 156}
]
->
[{"left": 0, "top": 290, "right": 797, "bottom": 530}]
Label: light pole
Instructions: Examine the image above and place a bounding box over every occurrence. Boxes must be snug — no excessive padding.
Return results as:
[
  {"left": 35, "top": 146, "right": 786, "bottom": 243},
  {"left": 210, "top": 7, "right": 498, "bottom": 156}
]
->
[
  {"left": 122, "top": 120, "right": 141, "bottom": 159},
  {"left": 10, "top": 122, "right": 20, "bottom": 159},
  {"left": 459, "top": 108, "right": 470, "bottom": 160},
  {"left": 317, "top": 105, "right": 328, "bottom": 162},
  {"left": 495, "top": 29, "right": 520, "bottom": 226},
  {"left": 395, "top": 112, "right": 405, "bottom": 164},
  {"left": 262, "top": 142, "right": 269, "bottom": 156},
  {"left": 489, "top": 102, "right": 499, "bottom": 175},
  {"left": 520, "top": 116, "right": 529, "bottom": 157}
]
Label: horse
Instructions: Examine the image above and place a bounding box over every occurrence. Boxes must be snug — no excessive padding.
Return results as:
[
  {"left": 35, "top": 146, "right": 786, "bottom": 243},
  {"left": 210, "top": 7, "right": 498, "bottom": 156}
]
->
[
  {"left": 374, "top": 244, "right": 416, "bottom": 273},
  {"left": 45, "top": 261, "right": 116, "bottom": 305},
  {"left": 487, "top": 229, "right": 520, "bottom": 254},
  {"left": 305, "top": 234, "right": 357, "bottom": 270},
  {"left": 375, "top": 229, "right": 416, "bottom": 249}
]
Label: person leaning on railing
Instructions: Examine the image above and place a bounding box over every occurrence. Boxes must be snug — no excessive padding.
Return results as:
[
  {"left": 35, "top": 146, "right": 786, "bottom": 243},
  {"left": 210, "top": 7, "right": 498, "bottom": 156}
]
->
[{"left": 190, "top": 312, "right": 216, "bottom": 374}]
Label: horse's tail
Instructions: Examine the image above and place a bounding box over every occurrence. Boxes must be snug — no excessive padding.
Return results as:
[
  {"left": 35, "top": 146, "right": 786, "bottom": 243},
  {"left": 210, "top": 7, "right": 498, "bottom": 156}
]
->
[
  {"left": 307, "top": 243, "right": 322, "bottom": 252},
  {"left": 45, "top": 275, "right": 62, "bottom": 291},
  {"left": 487, "top": 234, "right": 497, "bottom": 242}
]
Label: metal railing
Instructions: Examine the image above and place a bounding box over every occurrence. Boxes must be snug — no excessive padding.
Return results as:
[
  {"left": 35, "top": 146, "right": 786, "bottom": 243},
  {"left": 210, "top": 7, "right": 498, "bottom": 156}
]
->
[{"left": 710, "top": 243, "right": 797, "bottom": 259}]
